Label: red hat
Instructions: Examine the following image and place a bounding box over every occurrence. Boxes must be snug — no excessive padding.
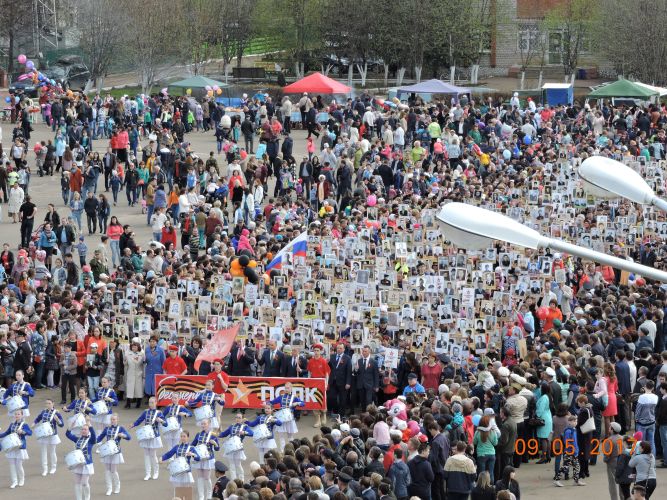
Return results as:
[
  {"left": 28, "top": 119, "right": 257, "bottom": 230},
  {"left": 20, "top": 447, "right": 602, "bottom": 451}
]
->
[
  {"left": 313, "top": 343, "right": 324, "bottom": 350},
  {"left": 168, "top": 345, "right": 179, "bottom": 352}
]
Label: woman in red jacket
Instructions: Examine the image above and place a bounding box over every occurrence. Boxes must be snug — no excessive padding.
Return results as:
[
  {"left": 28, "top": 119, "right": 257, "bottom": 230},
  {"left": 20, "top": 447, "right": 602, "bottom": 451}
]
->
[
  {"left": 161, "top": 220, "right": 177, "bottom": 251},
  {"left": 106, "top": 216, "right": 123, "bottom": 269}
]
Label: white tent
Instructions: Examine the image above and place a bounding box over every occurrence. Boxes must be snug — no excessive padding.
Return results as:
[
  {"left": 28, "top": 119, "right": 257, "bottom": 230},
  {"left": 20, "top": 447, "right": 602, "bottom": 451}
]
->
[{"left": 635, "top": 82, "right": 667, "bottom": 97}]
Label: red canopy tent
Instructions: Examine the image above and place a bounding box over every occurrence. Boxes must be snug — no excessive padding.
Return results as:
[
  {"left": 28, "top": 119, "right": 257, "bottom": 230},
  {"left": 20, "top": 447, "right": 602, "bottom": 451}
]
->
[{"left": 283, "top": 72, "right": 351, "bottom": 94}]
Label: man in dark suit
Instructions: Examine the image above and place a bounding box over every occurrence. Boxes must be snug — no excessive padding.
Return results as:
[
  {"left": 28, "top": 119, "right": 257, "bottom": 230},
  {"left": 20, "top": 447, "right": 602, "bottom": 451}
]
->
[
  {"left": 282, "top": 346, "right": 307, "bottom": 377},
  {"left": 328, "top": 342, "right": 352, "bottom": 416},
  {"left": 227, "top": 342, "right": 254, "bottom": 377},
  {"left": 356, "top": 344, "right": 379, "bottom": 410},
  {"left": 615, "top": 349, "right": 632, "bottom": 432},
  {"left": 257, "top": 339, "right": 285, "bottom": 377}
]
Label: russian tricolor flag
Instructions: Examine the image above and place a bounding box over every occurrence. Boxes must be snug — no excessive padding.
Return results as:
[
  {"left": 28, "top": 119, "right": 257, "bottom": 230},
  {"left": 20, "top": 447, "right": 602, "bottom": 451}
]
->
[{"left": 266, "top": 231, "right": 308, "bottom": 272}]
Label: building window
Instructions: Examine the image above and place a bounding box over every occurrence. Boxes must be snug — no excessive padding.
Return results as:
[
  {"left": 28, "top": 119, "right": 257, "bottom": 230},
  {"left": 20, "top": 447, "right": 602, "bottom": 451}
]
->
[{"left": 517, "top": 24, "right": 541, "bottom": 53}]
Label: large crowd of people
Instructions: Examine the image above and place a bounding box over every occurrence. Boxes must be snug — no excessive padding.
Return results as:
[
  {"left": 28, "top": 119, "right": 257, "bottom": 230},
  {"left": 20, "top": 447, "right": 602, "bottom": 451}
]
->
[{"left": 0, "top": 84, "right": 664, "bottom": 500}]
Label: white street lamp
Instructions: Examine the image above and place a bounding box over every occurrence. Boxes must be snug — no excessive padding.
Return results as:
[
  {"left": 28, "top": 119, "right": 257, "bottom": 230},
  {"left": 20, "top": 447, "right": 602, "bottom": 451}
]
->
[
  {"left": 579, "top": 156, "right": 667, "bottom": 211},
  {"left": 436, "top": 202, "right": 667, "bottom": 282}
]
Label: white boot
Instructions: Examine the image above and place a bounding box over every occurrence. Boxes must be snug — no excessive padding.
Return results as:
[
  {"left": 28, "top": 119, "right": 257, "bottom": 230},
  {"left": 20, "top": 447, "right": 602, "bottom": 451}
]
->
[
  {"left": 204, "top": 478, "right": 212, "bottom": 500},
  {"left": 104, "top": 470, "right": 113, "bottom": 496},
  {"left": 41, "top": 447, "right": 49, "bottom": 476},
  {"left": 8, "top": 461, "right": 17, "bottom": 489},
  {"left": 82, "top": 483, "right": 91, "bottom": 500},
  {"left": 151, "top": 454, "right": 159, "bottom": 479},
  {"left": 16, "top": 463, "right": 24, "bottom": 487},
  {"left": 74, "top": 484, "right": 83, "bottom": 500},
  {"left": 49, "top": 445, "right": 58, "bottom": 474},
  {"left": 196, "top": 478, "right": 205, "bottom": 500},
  {"left": 112, "top": 472, "right": 121, "bottom": 494},
  {"left": 143, "top": 455, "right": 151, "bottom": 480}
]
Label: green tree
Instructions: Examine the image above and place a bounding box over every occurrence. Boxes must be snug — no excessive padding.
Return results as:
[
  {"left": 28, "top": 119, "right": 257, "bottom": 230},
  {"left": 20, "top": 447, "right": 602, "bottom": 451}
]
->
[
  {"left": 254, "top": 0, "right": 327, "bottom": 78},
  {"left": 543, "top": 0, "right": 599, "bottom": 81}
]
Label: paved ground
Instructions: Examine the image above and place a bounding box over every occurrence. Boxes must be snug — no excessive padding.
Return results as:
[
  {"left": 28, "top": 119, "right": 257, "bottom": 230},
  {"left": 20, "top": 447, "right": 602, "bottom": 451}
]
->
[
  {"left": 0, "top": 121, "right": 665, "bottom": 498},
  {"left": 6, "top": 388, "right": 663, "bottom": 499}
]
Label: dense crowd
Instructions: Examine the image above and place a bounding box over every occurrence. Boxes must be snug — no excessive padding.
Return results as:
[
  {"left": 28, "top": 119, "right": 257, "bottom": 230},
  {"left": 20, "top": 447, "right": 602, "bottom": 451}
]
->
[{"left": 0, "top": 85, "right": 665, "bottom": 500}]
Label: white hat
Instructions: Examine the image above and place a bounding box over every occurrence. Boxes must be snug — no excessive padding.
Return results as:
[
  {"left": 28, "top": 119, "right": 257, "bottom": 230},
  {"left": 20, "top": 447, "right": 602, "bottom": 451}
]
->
[
  {"left": 497, "top": 366, "right": 510, "bottom": 378},
  {"left": 438, "top": 383, "right": 449, "bottom": 394},
  {"left": 339, "top": 423, "right": 350, "bottom": 433},
  {"left": 545, "top": 367, "right": 556, "bottom": 378}
]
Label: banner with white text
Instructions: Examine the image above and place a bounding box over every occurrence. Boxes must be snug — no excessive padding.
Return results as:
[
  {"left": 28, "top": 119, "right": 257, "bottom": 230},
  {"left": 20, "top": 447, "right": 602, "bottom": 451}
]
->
[{"left": 155, "top": 375, "right": 327, "bottom": 410}]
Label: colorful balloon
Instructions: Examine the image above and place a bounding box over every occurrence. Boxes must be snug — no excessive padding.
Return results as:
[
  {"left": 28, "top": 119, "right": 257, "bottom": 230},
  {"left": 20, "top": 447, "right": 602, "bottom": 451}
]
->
[
  {"left": 4, "top": 96, "right": 11, "bottom": 103},
  {"left": 216, "top": 88, "right": 222, "bottom": 95},
  {"left": 186, "top": 88, "right": 192, "bottom": 95},
  {"left": 205, "top": 85, "right": 212, "bottom": 91},
  {"left": 536, "top": 306, "right": 549, "bottom": 320},
  {"left": 26, "top": 60, "right": 34, "bottom": 70},
  {"left": 17, "top": 54, "right": 26, "bottom": 64},
  {"left": 472, "top": 414, "right": 481, "bottom": 426},
  {"left": 523, "top": 135, "right": 532, "bottom": 145},
  {"left": 212, "top": 85, "right": 219, "bottom": 91}
]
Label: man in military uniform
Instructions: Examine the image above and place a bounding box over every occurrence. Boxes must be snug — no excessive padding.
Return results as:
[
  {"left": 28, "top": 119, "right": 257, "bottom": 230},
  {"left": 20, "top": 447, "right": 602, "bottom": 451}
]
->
[{"left": 211, "top": 461, "right": 229, "bottom": 498}]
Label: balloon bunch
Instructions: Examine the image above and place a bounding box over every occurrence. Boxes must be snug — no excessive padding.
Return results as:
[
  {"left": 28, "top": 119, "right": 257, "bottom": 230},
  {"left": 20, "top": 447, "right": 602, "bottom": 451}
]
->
[
  {"left": 15, "top": 53, "right": 63, "bottom": 94},
  {"left": 204, "top": 85, "right": 222, "bottom": 97}
]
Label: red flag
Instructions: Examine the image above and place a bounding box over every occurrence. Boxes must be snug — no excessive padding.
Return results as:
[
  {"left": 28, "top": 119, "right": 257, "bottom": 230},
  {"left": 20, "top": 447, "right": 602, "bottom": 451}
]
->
[{"left": 194, "top": 324, "right": 240, "bottom": 371}]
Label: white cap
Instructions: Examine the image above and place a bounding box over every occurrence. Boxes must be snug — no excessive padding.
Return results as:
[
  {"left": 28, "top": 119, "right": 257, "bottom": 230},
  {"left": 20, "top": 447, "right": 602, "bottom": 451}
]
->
[
  {"left": 339, "top": 423, "right": 350, "bottom": 433},
  {"left": 545, "top": 367, "right": 556, "bottom": 378}
]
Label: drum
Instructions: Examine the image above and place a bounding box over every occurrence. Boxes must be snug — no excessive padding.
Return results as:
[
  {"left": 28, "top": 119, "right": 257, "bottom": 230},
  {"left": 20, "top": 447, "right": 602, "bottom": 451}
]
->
[
  {"left": 275, "top": 408, "right": 294, "bottom": 423},
  {"left": 168, "top": 457, "right": 190, "bottom": 476},
  {"left": 34, "top": 422, "right": 55, "bottom": 440},
  {"left": 222, "top": 436, "right": 242, "bottom": 454},
  {"left": 6, "top": 395, "right": 25, "bottom": 413},
  {"left": 98, "top": 440, "right": 120, "bottom": 458},
  {"left": 252, "top": 424, "right": 272, "bottom": 443},
  {"left": 164, "top": 417, "right": 180, "bottom": 433},
  {"left": 65, "top": 449, "right": 86, "bottom": 470},
  {"left": 136, "top": 425, "right": 156, "bottom": 442},
  {"left": 92, "top": 400, "right": 109, "bottom": 415},
  {"left": 1, "top": 433, "right": 21, "bottom": 453},
  {"left": 193, "top": 405, "right": 213, "bottom": 422},
  {"left": 0, "top": 388, "right": 6, "bottom": 400},
  {"left": 70, "top": 413, "right": 86, "bottom": 430},
  {"left": 194, "top": 444, "right": 210, "bottom": 460}
]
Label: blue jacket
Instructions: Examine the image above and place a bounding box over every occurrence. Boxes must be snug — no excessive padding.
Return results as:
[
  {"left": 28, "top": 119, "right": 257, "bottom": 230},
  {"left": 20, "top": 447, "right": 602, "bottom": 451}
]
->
[
  {"left": 562, "top": 426, "right": 579, "bottom": 456},
  {"left": 162, "top": 404, "right": 193, "bottom": 427},
  {"left": 66, "top": 429, "right": 96, "bottom": 464},
  {"left": 247, "top": 414, "right": 283, "bottom": 440},
  {"left": 0, "top": 420, "right": 32, "bottom": 449},
  {"left": 96, "top": 425, "right": 131, "bottom": 451},
  {"left": 38, "top": 230, "right": 57, "bottom": 249},
  {"left": 187, "top": 390, "right": 223, "bottom": 410},
  {"left": 191, "top": 430, "right": 220, "bottom": 457},
  {"left": 93, "top": 388, "right": 119, "bottom": 414},
  {"left": 133, "top": 409, "right": 164, "bottom": 436},
  {"left": 219, "top": 423, "right": 253, "bottom": 441},
  {"left": 3, "top": 381, "right": 35, "bottom": 410},
  {"left": 388, "top": 460, "right": 411, "bottom": 498},
  {"left": 162, "top": 443, "right": 201, "bottom": 464},
  {"left": 65, "top": 398, "right": 97, "bottom": 416},
  {"left": 615, "top": 360, "right": 632, "bottom": 395},
  {"left": 33, "top": 409, "right": 65, "bottom": 433}
]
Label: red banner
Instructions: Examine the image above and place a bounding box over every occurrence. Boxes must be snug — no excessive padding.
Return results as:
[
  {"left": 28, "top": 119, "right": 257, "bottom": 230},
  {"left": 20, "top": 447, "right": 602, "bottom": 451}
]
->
[
  {"left": 155, "top": 375, "right": 327, "bottom": 410},
  {"left": 194, "top": 324, "right": 240, "bottom": 372}
]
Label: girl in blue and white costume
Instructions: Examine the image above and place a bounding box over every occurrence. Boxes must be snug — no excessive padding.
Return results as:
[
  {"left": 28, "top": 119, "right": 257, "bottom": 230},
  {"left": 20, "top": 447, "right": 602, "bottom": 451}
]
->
[
  {"left": 63, "top": 388, "right": 98, "bottom": 438},
  {"left": 96, "top": 413, "right": 131, "bottom": 496},
  {"left": 218, "top": 412, "right": 253, "bottom": 482},
  {"left": 161, "top": 430, "right": 200, "bottom": 497},
  {"left": 187, "top": 379, "right": 223, "bottom": 430},
  {"left": 0, "top": 408, "right": 32, "bottom": 488},
  {"left": 91, "top": 377, "right": 119, "bottom": 435},
  {"left": 269, "top": 382, "right": 305, "bottom": 450},
  {"left": 2, "top": 370, "right": 35, "bottom": 417},
  {"left": 161, "top": 402, "right": 193, "bottom": 455},
  {"left": 131, "top": 396, "right": 164, "bottom": 481},
  {"left": 191, "top": 418, "right": 220, "bottom": 500},
  {"left": 32, "top": 398, "right": 64, "bottom": 475},
  {"left": 247, "top": 402, "right": 283, "bottom": 464},
  {"left": 65, "top": 424, "right": 96, "bottom": 500}
]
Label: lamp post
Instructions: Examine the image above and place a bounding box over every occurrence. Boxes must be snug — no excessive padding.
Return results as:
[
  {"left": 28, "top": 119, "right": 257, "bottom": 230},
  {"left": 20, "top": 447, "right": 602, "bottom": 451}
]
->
[
  {"left": 579, "top": 156, "right": 667, "bottom": 212},
  {"left": 436, "top": 202, "right": 667, "bottom": 283}
]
